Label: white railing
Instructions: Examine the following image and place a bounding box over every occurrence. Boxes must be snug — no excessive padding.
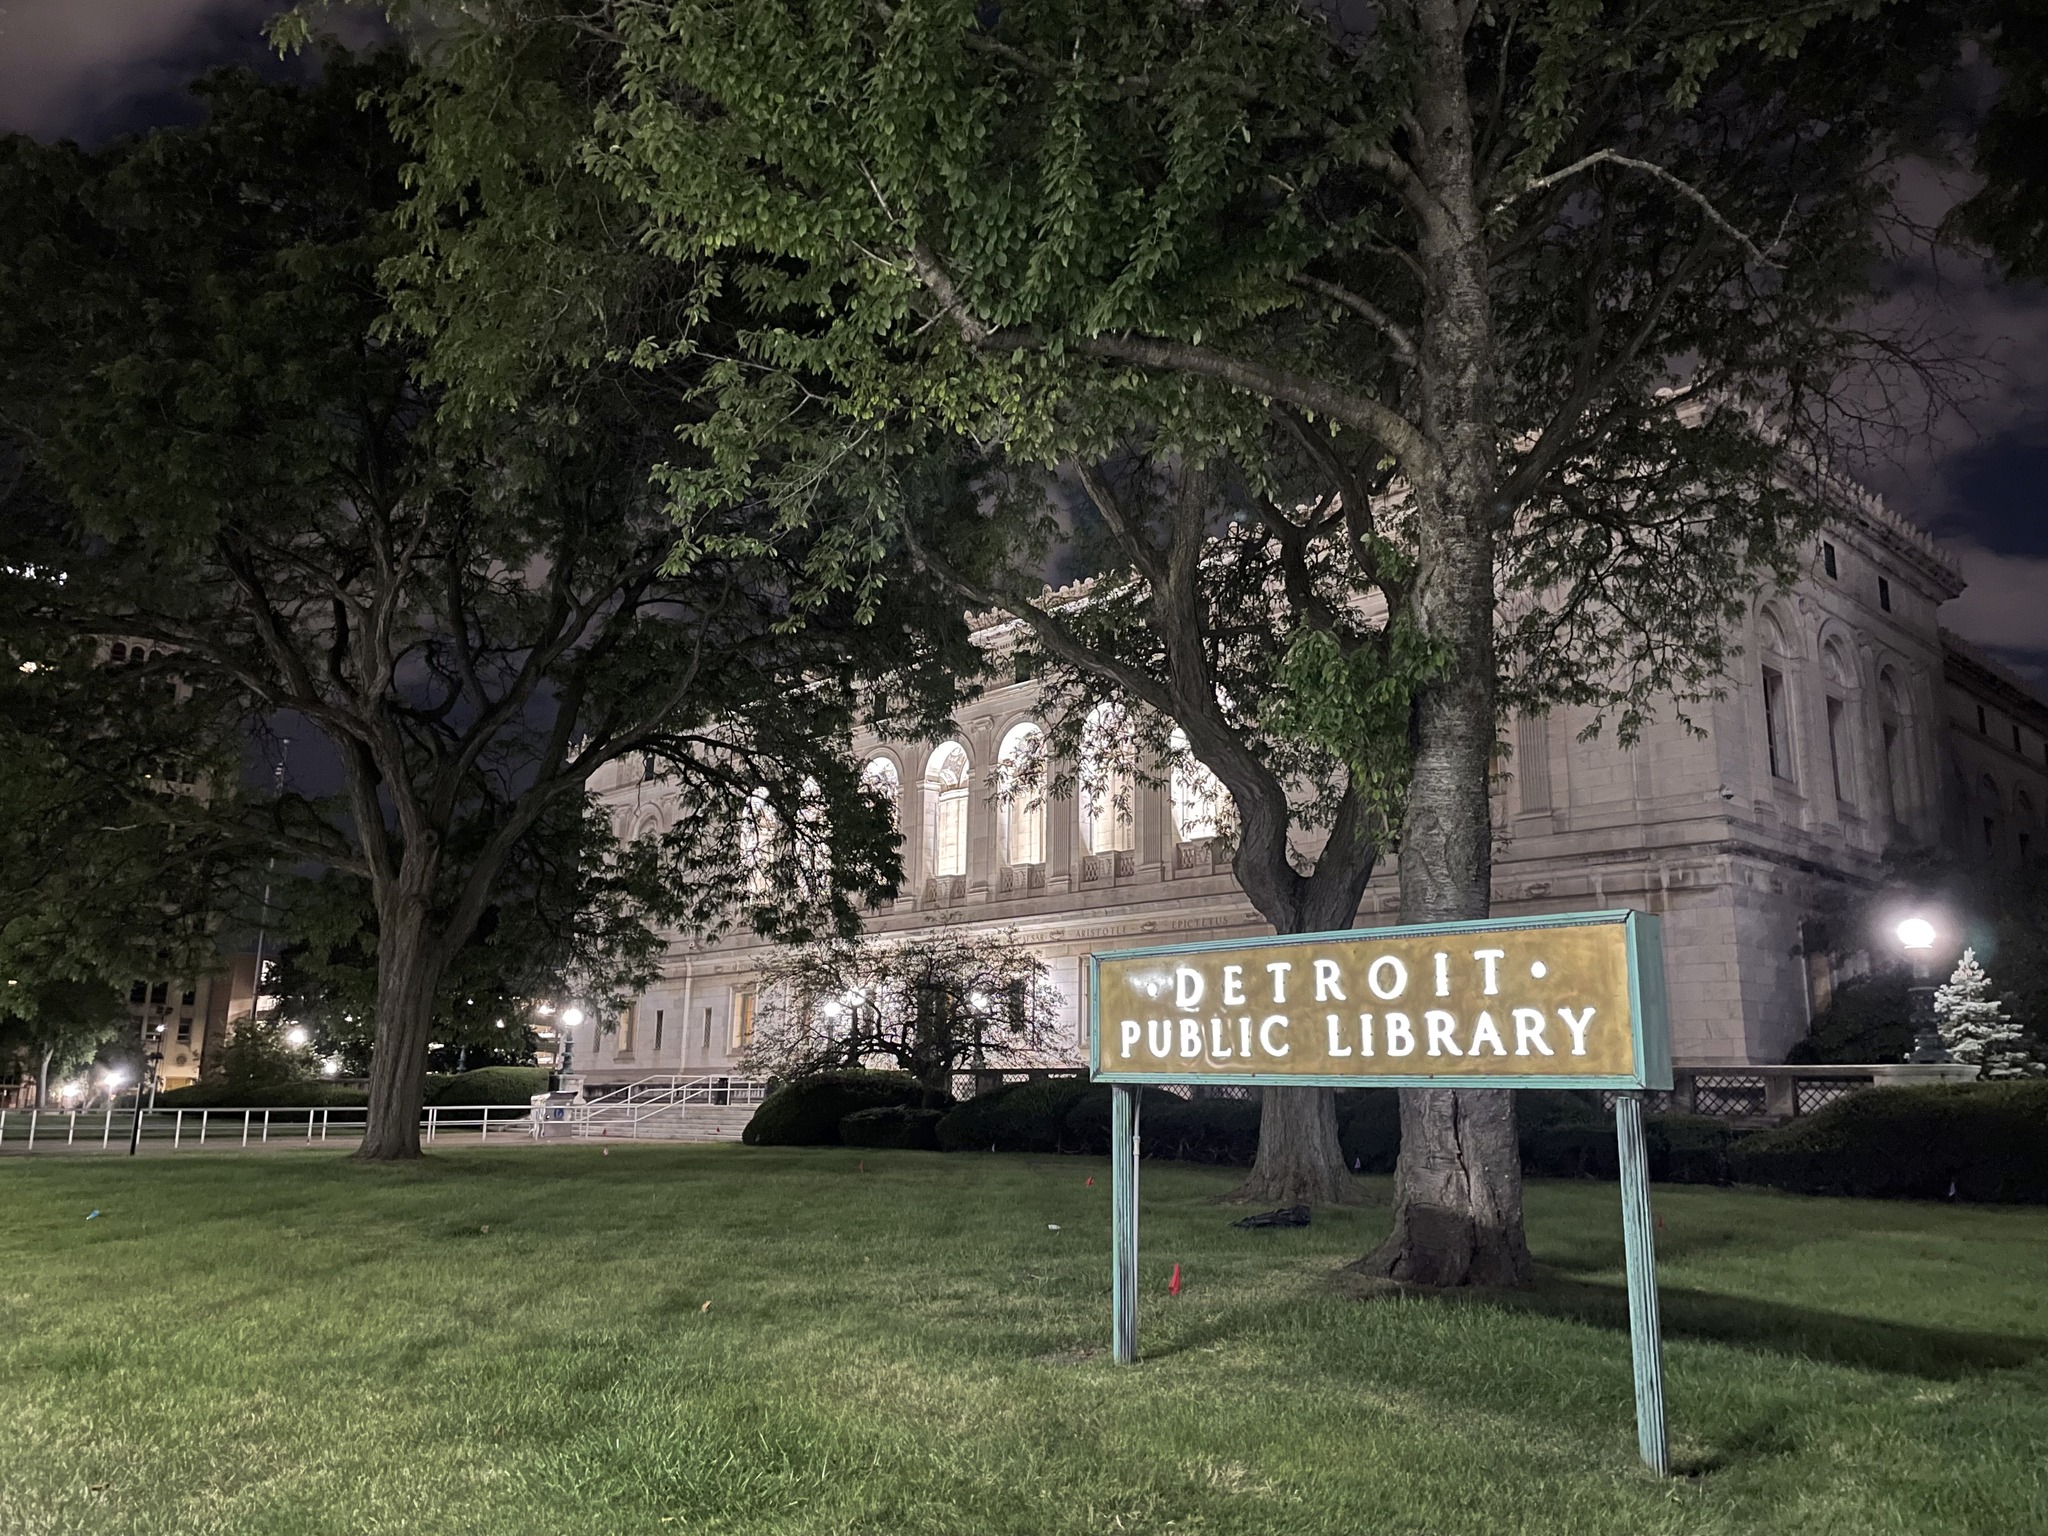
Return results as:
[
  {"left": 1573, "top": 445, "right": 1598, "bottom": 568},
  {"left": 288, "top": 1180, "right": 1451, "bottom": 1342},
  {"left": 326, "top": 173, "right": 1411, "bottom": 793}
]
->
[
  {"left": 564, "top": 1076, "right": 769, "bottom": 1141},
  {"left": 0, "top": 1103, "right": 534, "bottom": 1154},
  {"left": 578, "top": 1074, "right": 772, "bottom": 1111}
]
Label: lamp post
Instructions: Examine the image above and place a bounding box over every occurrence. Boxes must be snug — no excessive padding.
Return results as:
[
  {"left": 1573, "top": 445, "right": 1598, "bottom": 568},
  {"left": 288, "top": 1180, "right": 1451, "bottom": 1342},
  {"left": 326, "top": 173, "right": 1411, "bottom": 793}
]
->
[
  {"left": 556, "top": 1006, "right": 585, "bottom": 1093},
  {"left": 1898, "top": 917, "right": 1949, "bottom": 1063}
]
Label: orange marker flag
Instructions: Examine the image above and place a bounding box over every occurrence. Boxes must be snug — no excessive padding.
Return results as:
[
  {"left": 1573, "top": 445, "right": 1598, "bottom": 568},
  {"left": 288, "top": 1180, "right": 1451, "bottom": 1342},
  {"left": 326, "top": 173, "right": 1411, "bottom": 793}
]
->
[{"left": 1168, "top": 1263, "right": 1183, "bottom": 1297}]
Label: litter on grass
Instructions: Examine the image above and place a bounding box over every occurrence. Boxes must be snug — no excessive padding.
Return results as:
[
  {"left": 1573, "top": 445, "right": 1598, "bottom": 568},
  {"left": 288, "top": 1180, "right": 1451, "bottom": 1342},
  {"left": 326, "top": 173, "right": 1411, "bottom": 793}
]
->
[{"left": 1232, "top": 1205, "right": 1311, "bottom": 1230}]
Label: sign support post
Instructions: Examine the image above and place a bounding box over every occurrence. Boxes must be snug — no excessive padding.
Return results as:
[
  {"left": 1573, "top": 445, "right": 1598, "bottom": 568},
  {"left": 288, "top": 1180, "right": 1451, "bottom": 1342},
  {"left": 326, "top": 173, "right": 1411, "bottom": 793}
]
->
[
  {"left": 1110, "top": 1084, "right": 1140, "bottom": 1364},
  {"left": 1613, "top": 1090, "right": 1669, "bottom": 1474}
]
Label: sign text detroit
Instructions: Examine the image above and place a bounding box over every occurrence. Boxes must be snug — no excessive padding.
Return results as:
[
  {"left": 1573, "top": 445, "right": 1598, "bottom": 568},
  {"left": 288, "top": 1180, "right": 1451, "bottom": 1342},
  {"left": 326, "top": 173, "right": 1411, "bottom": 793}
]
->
[{"left": 1089, "top": 910, "right": 1670, "bottom": 1089}]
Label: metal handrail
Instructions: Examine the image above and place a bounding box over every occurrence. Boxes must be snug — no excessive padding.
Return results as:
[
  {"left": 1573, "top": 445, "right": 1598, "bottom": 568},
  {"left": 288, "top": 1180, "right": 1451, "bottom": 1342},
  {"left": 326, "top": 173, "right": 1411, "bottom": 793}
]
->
[{"left": 0, "top": 1102, "right": 535, "bottom": 1154}]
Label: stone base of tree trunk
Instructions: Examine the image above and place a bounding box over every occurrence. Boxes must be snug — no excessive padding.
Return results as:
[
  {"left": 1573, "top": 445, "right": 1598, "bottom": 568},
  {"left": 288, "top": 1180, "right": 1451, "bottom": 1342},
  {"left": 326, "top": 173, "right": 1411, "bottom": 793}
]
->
[
  {"left": 1224, "top": 1085, "right": 1359, "bottom": 1206},
  {"left": 1351, "top": 1087, "right": 1531, "bottom": 1287}
]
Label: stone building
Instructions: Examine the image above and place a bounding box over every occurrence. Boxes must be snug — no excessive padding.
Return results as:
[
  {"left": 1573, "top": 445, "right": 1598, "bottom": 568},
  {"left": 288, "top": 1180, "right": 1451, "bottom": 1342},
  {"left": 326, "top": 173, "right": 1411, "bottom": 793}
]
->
[{"left": 577, "top": 493, "right": 2047, "bottom": 1087}]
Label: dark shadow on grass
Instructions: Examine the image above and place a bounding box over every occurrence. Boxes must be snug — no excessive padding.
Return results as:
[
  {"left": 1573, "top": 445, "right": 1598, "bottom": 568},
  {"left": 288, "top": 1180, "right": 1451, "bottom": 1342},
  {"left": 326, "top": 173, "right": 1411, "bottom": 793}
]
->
[{"left": 1432, "top": 1269, "right": 2048, "bottom": 1380}]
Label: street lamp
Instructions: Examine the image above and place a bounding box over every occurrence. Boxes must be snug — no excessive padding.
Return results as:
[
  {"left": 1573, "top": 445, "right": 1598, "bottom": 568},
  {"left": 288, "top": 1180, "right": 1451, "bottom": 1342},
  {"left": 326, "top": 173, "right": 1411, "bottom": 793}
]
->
[
  {"left": 285, "top": 1026, "right": 310, "bottom": 1049},
  {"left": 557, "top": 1006, "right": 584, "bottom": 1077},
  {"left": 1898, "top": 916, "right": 1949, "bottom": 1063}
]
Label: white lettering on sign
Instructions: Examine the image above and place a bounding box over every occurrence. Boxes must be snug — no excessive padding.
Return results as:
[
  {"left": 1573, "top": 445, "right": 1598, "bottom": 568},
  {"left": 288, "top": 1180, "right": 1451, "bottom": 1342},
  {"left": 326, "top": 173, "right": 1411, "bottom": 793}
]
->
[
  {"left": 1367, "top": 956, "right": 1407, "bottom": 1000},
  {"left": 1313, "top": 959, "right": 1345, "bottom": 1001},
  {"left": 1473, "top": 948, "right": 1505, "bottom": 995},
  {"left": 1266, "top": 962, "right": 1292, "bottom": 1002},
  {"left": 1093, "top": 916, "right": 1654, "bottom": 1082}
]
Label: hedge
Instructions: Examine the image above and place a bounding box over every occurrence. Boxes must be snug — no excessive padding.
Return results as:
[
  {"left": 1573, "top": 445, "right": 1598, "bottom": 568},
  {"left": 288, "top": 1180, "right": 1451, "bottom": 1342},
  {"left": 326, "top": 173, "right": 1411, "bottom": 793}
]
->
[
  {"left": 935, "top": 1077, "right": 1102, "bottom": 1153},
  {"left": 1728, "top": 1081, "right": 2048, "bottom": 1203},
  {"left": 428, "top": 1066, "right": 548, "bottom": 1106},
  {"left": 840, "top": 1105, "right": 946, "bottom": 1151},
  {"left": 152, "top": 1081, "right": 368, "bottom": 1110},
  {"left": 742, "top": 1070, "right": 928, "bottom": 1146}
]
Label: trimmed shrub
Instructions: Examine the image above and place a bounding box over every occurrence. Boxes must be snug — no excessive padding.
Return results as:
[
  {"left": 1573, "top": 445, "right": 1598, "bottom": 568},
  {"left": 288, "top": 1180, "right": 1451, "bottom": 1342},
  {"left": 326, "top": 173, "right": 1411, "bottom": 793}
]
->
[
  {"left": 428, "top": 1066, "right": 548, "bottom": 1106},
  {"left": 935, "top": 1076, "right": 1099, "bottom": 1153},
  {"left": 840, "top": 1104, "right": 946, "bottom": 1150},
  {"left": 1728, "top": 1081, "right": 2048, "bottom": 1203},
  {"left": 742, "top": 1070, "right": 926, "bottom": 1146},
  {"left": 152, "top": 1081, "right": 367, "bottom": 1110}
]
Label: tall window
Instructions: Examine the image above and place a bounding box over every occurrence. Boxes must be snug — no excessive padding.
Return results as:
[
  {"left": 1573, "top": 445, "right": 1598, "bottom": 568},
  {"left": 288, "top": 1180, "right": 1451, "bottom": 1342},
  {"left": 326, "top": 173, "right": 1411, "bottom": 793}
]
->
[
  {"left": 618, "top": 1006, "right": 637, "bottom": 1056},
  {"left": 1878, "top": 576, "right": 1892, "bottom": 612},
  {"left": 926, "top": 743, "right": 970, "bottom": 878},
  {"left": 1079, "top": 702, "right": 1135, "bottom": 853},
  {"left": 861, "top": 756, "right": 900, "bottom": 823},
  {"left": 1826, "top": 697, "right": 1848, "bottom": 800},
  {"left": 997, "top": 724, "right": 1047, "bottom": 865},
  {"left": 732, "top": 987, "right": 757, "bottom": 1052},
  {"left": 1516, "top": 712, "right": 1552, "bottom": 812},
  {"left": 739, "top": 788, "right": 775, "bottom": 895},
  {"left": 1761, "top": 667, "right": 1792, "bottom": 780},
  {"left": 1167, "top": 727, "right": 1226, "bottom": 841},
  {"left": 1878, "top": 669, "right": 1908, "bottom": 823},
  {"left": 1981, "top": 775, "right": 2002, "bottom": 853}
]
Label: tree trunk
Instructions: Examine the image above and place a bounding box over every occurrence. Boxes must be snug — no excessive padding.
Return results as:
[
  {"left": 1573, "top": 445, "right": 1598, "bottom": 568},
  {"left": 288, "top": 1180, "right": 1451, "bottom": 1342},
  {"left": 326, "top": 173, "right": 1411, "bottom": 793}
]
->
[
  {"left": 38, "top": 1048, "right": 53, "bottom": 1107},
  {"left": 356, "top": 889, "right": 444, "bottom": 1162},
  {"left": 1228, "top": 1085, "right": 1353, "bottom": 1205},
  {"left": 1354, "top": 0, "right": 1530, "bottom": 1288}
]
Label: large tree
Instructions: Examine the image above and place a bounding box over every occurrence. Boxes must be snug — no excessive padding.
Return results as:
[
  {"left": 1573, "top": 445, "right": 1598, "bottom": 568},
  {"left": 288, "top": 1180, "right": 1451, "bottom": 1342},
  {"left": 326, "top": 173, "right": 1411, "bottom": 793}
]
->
[
  {"left": 483, "top": 0, "right": 1956, "bottom": 1282},
  {"left": 0, "top": 52, "right": 974, "bottom": 1158}
]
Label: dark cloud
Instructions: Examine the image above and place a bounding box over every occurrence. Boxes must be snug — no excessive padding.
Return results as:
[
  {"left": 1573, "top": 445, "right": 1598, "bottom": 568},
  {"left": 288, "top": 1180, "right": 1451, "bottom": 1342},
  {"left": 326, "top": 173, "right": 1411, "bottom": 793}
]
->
[{"left": 0, "top": 0, "right": 384, "bottom": 144}]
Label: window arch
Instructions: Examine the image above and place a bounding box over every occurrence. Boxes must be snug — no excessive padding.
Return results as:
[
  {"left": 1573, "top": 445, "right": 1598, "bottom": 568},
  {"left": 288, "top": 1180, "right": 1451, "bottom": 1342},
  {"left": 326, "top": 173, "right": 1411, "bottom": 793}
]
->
[
  {"left": 997, "top": 723, "right": 1047, "bottom": 866},
  {"left": 2018, "top": 790, "right": 2038, "bottom": 863},
  {"left": 1168, "top": 728, "right": 1227, "bottom": 842},
  {"left": 1979, "top": 773, "right": 2003, "bottom": 854},
  {"left": 1820, "top": 638, "right": 1856, "bottom": 803},
  {"left": 925, "top": 742, "right": 971, "bottom": 879},
  {"left": 861, "top": 755, "right": 901, "bottom": 826}
]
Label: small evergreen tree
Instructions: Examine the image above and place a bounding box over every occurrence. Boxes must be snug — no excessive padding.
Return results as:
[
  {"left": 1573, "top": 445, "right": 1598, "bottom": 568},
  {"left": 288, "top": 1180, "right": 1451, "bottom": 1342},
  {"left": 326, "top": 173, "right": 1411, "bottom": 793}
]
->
[{"left": 1935, "top": 950, "right": 2043, "bottom": 1080}]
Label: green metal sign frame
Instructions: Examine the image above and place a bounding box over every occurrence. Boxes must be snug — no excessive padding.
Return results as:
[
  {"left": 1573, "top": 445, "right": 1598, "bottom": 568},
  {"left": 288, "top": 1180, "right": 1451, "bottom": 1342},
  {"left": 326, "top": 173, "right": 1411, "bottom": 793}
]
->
[{"left": 1090, "top": 909, "right": 1672, "bottom": 1475}]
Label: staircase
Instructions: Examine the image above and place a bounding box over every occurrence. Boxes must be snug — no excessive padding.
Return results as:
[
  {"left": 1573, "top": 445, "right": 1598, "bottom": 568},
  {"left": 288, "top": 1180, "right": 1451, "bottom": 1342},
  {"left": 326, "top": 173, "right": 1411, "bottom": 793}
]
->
[{"left": 561, "top": 1075, "right": 770, "bottom": 1142}]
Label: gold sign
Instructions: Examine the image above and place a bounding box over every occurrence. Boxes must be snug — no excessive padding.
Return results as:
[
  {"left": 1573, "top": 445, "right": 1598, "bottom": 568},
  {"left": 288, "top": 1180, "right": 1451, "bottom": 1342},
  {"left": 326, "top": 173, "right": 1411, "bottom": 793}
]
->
[{"left": 1088, "top": 911, "right": 1669, "bottom": 1088}]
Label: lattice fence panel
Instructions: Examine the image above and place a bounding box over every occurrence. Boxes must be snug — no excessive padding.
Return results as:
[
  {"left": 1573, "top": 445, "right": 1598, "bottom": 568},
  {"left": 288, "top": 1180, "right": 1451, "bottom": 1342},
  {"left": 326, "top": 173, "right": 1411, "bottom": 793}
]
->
[
  {"left": 1794, "top": 1077, "right": 1870, "bottom": 1116},
  {"left": 1690, "top": 1074, "right": 1768, "bottom": 1118}
]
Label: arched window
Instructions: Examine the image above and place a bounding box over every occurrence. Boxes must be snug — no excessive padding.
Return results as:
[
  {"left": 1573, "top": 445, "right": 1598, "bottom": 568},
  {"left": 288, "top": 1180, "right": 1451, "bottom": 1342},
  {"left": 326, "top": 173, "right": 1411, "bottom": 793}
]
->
[
  {"left": 1079, "top": 702, "right": 1135, "bottom": 854},
  {"left": 1168, "top": 728, "right": 1227, "bottom": 842},
  {"left": 997, "top": 723, "right": 1047, "bottom": 866},
  {"left": 1980, "top": 774, "right": 2003, "bottom": 854},
  {"left": 861, "top": 755, "right": 900, "bottom": 826},
  {"left": 739, "top": 787, "right": 775, "bottom": 895},
  {"left": 1878, "top": 668, "right": 1910, "bottom": 823},
  {"left": 1820, "top": 639, "right": 1855, "bottom": 804},
  {"left": 925, "top": 743, "right": 971, "bottom": 879},
  {"left": 1758, "top": 610, "right": 1795, "bottom": 782}
]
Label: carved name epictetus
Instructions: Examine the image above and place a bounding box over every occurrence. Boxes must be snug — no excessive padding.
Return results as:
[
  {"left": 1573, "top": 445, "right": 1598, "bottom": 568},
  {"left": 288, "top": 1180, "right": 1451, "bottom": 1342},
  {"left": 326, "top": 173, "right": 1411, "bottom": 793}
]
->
[{"left": 1088, "top": 911, "right": 1671, "bottom": 1090}]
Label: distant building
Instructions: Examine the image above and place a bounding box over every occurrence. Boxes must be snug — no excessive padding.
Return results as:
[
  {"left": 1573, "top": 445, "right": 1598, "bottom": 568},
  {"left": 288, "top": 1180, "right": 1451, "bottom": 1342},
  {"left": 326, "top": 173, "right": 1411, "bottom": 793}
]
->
[{"left": 581, "top": 495, "right": 2047, "bottom": 1085}]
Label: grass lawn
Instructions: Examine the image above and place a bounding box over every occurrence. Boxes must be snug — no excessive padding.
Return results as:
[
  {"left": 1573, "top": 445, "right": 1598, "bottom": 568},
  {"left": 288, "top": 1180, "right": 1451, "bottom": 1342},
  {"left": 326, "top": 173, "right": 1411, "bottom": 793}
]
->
[{"left": 2, "top": 1146, "right": 2044, "bottom": 1535}]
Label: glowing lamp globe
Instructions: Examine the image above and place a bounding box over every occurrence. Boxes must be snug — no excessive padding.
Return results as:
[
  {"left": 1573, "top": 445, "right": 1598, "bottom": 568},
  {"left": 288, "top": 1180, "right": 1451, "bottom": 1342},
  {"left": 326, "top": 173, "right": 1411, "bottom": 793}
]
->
[
  {"left": 561, "top": 1006, "right": 585, "bottom": 1029},
  {"left": 1896, "top": 917, "right": 1937, "bottom": 952}
]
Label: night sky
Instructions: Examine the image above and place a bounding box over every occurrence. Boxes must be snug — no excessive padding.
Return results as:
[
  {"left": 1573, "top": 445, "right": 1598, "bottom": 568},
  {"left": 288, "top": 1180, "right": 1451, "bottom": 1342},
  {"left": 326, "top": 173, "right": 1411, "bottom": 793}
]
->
[{"left": 4, "top": 0, "right": 2043, "bottom": 683}]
